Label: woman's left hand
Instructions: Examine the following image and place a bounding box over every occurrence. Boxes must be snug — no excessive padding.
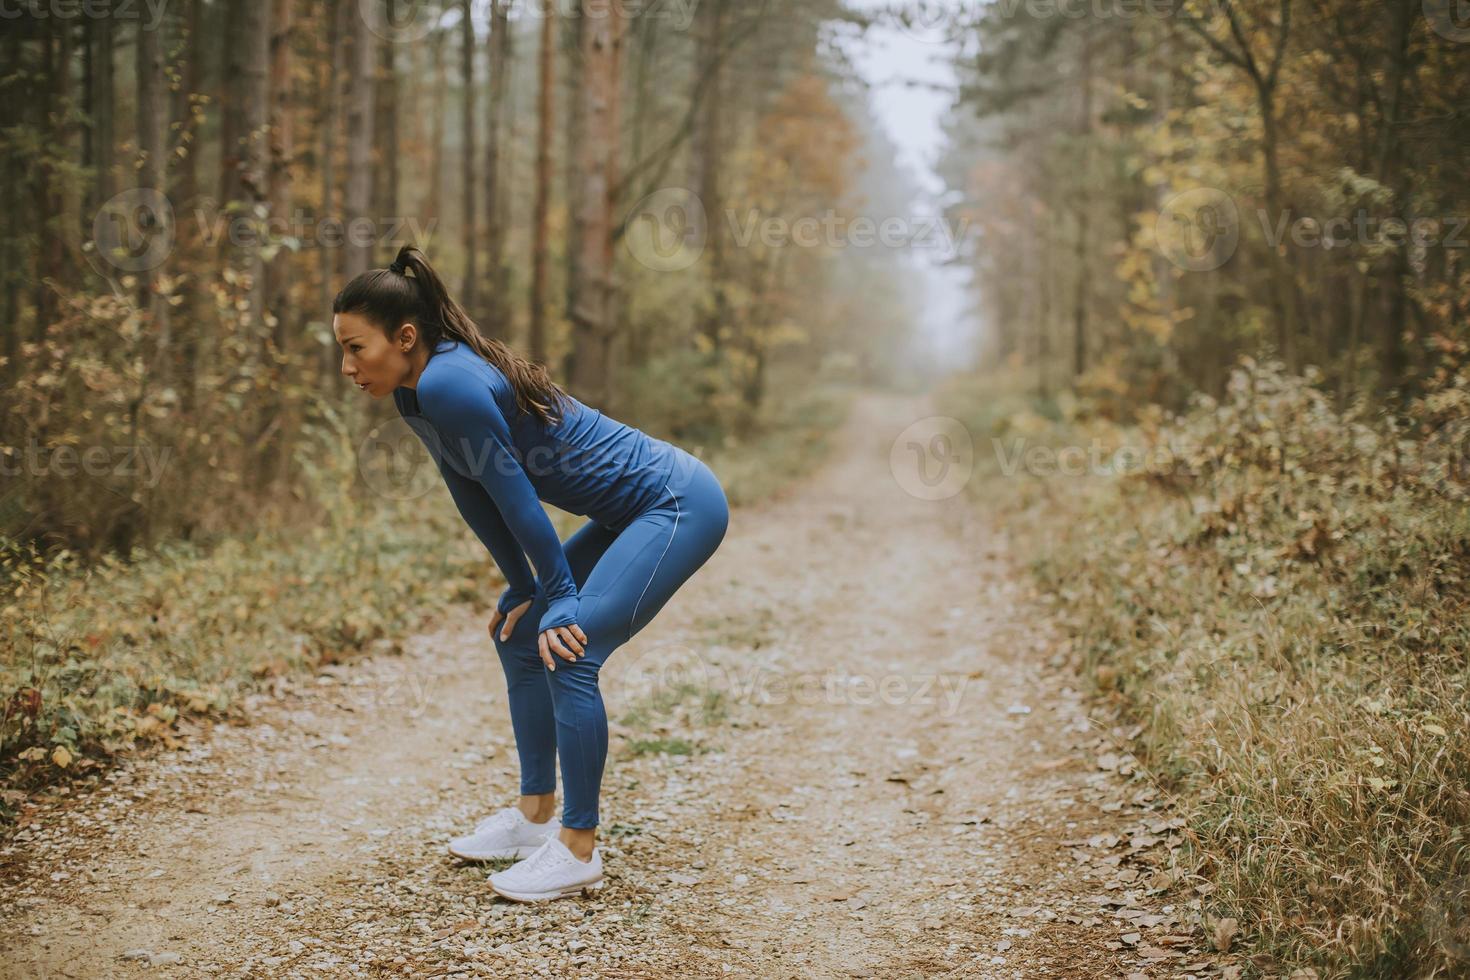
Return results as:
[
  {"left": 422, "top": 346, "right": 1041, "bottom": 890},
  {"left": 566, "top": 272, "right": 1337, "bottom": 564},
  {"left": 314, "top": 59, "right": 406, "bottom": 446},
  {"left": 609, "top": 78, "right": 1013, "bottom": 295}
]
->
[{"left": 539, "top": 624, "right": 588, "bottom": 670}]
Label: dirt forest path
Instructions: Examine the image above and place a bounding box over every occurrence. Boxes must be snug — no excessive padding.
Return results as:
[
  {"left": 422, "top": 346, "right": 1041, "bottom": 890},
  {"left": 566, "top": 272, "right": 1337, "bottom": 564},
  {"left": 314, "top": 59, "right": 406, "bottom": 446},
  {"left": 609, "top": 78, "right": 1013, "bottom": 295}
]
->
[{"left": 1, "top": 391, "right": 1236, "bottom": 979}]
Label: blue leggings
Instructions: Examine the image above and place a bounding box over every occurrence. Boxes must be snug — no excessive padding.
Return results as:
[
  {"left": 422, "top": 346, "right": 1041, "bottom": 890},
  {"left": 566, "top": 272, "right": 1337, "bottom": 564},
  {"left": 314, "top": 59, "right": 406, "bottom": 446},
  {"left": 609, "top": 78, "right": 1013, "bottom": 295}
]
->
[{"left": 491, "top": 447, "right": 730, "bottom": 829}]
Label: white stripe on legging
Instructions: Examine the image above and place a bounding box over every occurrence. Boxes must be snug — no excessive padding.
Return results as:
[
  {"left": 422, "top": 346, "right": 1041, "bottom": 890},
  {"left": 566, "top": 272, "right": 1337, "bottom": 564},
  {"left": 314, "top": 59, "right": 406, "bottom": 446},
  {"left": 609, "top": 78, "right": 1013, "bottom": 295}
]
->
[{"left": 627, "top": 482, "right": 679, "bottom": 643}]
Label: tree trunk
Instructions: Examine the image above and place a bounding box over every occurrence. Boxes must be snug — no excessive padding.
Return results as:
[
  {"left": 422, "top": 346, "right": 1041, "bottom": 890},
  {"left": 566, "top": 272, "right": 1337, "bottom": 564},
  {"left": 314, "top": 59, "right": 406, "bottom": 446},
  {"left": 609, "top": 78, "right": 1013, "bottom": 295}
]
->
[
  {"left": 376, "top": 0, "right": 399, "bottom": 224},
  {"left": 2, "top": 27, "right": 21, "bottom": 376},
  {"left": 529, "top": 8, "right": 556, "bottom": 363},
  {"left": 1375, "top": 0, "right": 1415, "bottom": 393},
  {"left": 461, "top": 0, "right": 478, "bottom": 310},
  {"left": 567, "top": 0, "right": 625, "bottom": 409},
  {"left": 427, "top": 19, "right": 447, "bottom": 221},
  {"left": 484, "top": 0, "right": 513, "bottom": 331},
  {"left": 87, "top": 0, "right": 115, "bottom": 217},
  {"left": 694, "top": 0, "right": 727, "bottom": 360},
  {"left": 319, "top": 0, "right": 345, "bottom": 377},
  {"left": 1071, "top": 31, "right": 1091, "bottom": 381},
  {"left": 268, "top": 0, "right": 295, "bottom": 354},
  {"left": 220, "top": 0, "right": 272, "bottom": 331},
  {"left": 343, "top": 0, "right": 375, "bottom": 277},
  {"left": 1258, "top": 89, "right": 1299, "bottom": 374},
  {"left": 137, "top": 7, "right": 170, "bottom": 355},
  {"left": 562, "top": 10, "right": 585, "bottom": 382}
]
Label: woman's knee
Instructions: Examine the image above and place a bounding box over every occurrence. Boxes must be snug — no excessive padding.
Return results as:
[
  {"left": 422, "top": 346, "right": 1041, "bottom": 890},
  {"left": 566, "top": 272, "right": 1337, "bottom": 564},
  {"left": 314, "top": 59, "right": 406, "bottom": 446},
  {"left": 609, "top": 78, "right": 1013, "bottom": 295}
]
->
[
  {"left": 545, "top": 656, "right": 603, "bottom": 707},
  {"left": 494, "top": 629, "right": 544, "bottom": 673}
]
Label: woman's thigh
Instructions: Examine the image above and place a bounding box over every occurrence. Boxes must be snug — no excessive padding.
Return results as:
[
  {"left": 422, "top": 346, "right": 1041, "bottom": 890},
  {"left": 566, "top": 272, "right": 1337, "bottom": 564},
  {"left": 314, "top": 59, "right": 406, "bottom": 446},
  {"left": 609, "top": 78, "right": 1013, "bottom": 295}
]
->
[{"left": 577, "top": 465, "right": 729, "bottom": 657}]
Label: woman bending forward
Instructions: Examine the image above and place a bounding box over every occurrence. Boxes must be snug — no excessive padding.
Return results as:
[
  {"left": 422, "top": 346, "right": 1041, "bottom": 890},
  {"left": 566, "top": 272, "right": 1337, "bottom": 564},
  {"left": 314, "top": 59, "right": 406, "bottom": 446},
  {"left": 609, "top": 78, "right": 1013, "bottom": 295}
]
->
[{"left": 332, "top": 245, "right": 729, "bottom": 902}]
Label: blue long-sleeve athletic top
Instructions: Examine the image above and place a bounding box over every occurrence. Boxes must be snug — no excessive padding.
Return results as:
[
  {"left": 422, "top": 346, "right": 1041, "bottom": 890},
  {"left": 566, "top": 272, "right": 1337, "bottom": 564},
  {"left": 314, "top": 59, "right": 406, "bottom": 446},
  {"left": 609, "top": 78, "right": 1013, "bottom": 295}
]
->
[{"left": 394, "top": 337, "right": 679, "bottom": 634}]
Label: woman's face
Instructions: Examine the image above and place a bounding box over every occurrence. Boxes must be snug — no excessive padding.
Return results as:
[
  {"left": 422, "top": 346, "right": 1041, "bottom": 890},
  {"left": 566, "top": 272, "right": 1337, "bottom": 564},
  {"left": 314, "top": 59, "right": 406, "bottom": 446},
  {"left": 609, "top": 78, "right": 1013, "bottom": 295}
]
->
[{"left": 333, "top": 312, "right": 415, "bottom": 398}]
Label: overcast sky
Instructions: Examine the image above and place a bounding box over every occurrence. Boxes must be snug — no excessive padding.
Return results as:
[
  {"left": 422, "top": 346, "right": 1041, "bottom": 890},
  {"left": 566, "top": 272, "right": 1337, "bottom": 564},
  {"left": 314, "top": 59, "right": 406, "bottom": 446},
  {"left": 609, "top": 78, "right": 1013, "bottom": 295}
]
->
[{"left": 834, "top": 0, "right": 978, "bottom": 375}]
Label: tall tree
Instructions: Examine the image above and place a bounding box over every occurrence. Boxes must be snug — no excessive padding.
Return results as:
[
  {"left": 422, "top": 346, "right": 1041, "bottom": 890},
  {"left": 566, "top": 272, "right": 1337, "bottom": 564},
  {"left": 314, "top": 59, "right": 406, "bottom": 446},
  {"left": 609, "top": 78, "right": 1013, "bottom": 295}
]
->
[
  {"left": 694, "top": 0, "right": 728, "bottom": 362},
  {"left": 319, "top": 0, "right": 345, "bottom": 364},
  {"left": 268, "top": 0, "right": 296, "bottom": 355},
  {"left": 219, "top": 0, "right": 272, "bottom": 334},
  {"left": 343, "top": 0, "right": 376, "bottom": 277},
  {"left": 529, "top": 6, "right": 556, "bottom": 363},
  {"left": 376, "top": 0, "right": 400, "bottom": 224},
  {"left": 1178, "top": 0, "right": 1301, "bottom": 372},
  {"left": 137, "top": 4, "right": 170, "bottom": 356},
  {"left": 86, "top": 0, "right": 116, "bottom": 217},
  {"left": 483, "top": 0, "right": 514, "bottom": 331},
  {"left": 460, "top": 0, "right": 478, "bottom": 309},
  {"left": 566, "top": 0, "right": 626, "bottom": 407}
]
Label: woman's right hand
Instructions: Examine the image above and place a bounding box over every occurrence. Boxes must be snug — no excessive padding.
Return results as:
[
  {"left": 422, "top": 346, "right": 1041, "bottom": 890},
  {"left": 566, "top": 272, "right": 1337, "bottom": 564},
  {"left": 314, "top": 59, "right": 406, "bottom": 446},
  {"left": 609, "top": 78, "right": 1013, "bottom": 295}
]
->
[{"left": 489, "top": 598, "right": 533, "bottom": 643}]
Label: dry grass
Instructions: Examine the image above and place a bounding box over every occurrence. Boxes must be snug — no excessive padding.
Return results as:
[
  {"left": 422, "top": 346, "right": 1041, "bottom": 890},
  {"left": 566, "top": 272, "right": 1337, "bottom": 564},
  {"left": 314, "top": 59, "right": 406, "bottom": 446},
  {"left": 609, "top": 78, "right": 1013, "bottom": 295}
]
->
[{"left": 940, "top": 355, "right": 1470, "bottom": 978}]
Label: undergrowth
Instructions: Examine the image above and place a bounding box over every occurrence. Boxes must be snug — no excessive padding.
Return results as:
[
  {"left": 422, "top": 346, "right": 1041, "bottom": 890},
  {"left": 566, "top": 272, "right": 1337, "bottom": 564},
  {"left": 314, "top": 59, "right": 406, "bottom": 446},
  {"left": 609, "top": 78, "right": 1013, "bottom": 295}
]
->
[{"left": 938, "top": 349, "right": 1470, "bottom": 979}]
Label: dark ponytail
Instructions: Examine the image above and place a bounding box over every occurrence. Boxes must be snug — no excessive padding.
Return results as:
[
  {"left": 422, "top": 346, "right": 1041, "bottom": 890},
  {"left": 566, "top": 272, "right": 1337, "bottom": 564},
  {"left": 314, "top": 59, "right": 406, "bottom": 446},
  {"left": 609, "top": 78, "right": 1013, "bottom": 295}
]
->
[{"left": 332, "top": 244, "right": 573, "bottom": 427}]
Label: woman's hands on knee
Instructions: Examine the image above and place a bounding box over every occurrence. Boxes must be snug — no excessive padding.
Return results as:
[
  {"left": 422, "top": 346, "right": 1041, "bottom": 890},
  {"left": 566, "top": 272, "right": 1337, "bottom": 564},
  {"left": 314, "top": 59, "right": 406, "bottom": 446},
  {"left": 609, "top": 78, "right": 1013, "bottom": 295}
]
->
[
  {"left": 539, "top": 624, "right": 588, "bottom": 671},
  {"left": 489, "top": 598, "right": 532, "bottom": 643},
  {"left": 489, "top": 598, "right": 588, "bottom": 670}
]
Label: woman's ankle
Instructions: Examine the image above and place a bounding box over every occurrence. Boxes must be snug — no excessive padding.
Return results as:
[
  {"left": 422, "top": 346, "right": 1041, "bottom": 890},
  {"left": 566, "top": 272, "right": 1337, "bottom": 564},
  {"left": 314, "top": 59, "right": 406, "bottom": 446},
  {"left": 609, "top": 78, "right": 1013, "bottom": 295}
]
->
[{"left": 518, "top": 794, "right": 557, "bottom": 824}]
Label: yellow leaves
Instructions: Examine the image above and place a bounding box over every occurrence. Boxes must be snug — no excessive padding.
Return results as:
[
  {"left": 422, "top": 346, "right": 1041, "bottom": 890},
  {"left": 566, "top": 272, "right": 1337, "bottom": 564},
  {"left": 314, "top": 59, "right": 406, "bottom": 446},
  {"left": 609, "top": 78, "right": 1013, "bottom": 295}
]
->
[
  {"left": 51, "top": 746, "right": 73, "bottom": 769},
  {"left": 752, "top": 73, "right": 857, "bottom": 205}
]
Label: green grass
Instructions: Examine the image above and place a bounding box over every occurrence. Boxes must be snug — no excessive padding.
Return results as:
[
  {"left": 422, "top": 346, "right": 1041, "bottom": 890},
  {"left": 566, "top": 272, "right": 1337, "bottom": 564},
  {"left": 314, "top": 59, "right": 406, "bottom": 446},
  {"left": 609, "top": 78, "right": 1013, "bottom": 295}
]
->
[{"left": 623, "top": 736, "right": 700, "bottom": 758}]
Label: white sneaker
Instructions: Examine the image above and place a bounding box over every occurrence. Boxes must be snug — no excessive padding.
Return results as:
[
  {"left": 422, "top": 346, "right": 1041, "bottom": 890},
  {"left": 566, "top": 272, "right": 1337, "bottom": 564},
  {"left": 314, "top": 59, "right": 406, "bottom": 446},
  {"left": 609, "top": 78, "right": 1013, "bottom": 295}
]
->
[
  {"left": 447, "top": 806, "right": 561, "bottom": 861},
  {"left": 488, "top": 835, "right": 604, "bottom": 902}
]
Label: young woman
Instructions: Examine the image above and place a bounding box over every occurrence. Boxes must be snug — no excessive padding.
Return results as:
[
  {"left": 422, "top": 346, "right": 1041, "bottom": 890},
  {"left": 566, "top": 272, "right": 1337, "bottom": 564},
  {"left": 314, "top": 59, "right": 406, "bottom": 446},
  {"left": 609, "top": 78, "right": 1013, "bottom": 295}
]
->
[{"left": 332, "top": 245, "right": 729, "bottom": 902}]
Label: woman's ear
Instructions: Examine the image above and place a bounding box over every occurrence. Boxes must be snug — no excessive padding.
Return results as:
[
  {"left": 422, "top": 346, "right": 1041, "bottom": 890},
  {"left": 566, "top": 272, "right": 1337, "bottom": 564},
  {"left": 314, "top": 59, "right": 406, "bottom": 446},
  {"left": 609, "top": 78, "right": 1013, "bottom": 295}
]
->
[{"left": 397, "top": 321, "right": 417, "bottom": 351}]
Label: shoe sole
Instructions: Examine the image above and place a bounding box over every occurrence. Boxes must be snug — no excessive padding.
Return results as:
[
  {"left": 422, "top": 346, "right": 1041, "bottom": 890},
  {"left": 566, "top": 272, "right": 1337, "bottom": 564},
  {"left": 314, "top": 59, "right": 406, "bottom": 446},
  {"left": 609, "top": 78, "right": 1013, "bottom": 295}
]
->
[
  {"left": 447, "top": 841, "right": 549, "bottom": 862},
  {"left": 489, "top": 877, "right": 604, "bottom": 903}
]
